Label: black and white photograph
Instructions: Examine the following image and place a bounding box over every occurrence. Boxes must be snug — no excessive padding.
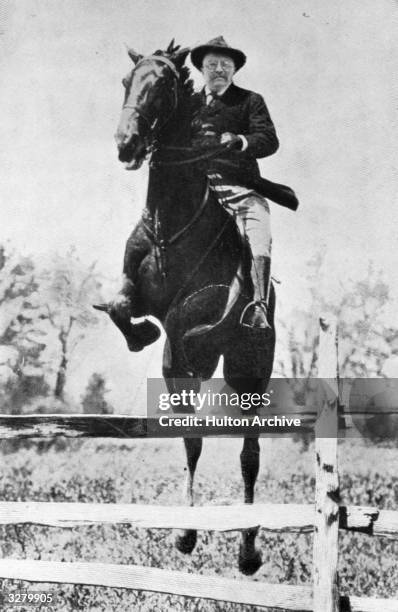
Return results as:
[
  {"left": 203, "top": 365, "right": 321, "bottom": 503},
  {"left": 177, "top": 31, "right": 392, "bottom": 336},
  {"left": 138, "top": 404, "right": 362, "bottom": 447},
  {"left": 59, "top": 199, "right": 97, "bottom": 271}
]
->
[{"left": 0, "top": 1, "right": 397, "bottom": 610}]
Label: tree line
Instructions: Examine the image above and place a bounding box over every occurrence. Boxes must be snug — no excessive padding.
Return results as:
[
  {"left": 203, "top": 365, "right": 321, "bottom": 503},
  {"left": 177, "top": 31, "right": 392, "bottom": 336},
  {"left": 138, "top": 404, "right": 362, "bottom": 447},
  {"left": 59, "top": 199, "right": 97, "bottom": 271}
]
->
[
  {"left": 1, "top": 242, "right": 397, "bottom": 417},
  {"left": 0, "top": 244, "right": 113, "bottom": 415}
]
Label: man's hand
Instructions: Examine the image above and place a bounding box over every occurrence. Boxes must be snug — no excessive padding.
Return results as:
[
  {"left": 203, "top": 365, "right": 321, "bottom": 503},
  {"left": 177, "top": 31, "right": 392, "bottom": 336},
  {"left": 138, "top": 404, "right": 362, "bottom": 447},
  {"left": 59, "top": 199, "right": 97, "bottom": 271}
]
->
[{"left": 220, "top": 132, "right": 243, "bottom": 150}]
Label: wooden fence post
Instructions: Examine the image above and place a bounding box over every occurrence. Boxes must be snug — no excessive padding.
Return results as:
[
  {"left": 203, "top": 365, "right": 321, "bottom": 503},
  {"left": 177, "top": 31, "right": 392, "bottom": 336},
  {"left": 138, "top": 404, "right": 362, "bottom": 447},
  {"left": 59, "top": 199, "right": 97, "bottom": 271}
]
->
[{"left": 313, "top": 317, "right": 340, "bottom": 612}]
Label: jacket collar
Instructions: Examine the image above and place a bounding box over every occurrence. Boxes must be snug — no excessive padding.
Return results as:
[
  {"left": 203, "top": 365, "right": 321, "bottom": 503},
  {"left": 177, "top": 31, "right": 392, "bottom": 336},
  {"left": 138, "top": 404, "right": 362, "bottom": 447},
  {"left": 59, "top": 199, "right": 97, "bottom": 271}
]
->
[
  {"left": 201, "top": 82, "right": 239, "bottom": 103},
  {"left": 204, "top": 84, "right": 231, "bottom": 98}
]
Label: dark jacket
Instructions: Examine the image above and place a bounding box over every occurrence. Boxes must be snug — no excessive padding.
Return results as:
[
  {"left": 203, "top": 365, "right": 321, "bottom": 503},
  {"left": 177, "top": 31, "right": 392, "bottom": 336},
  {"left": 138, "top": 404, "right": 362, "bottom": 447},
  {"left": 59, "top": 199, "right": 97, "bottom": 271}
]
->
[{"left": 191, "top": 83, "right": 298, "bottom": 210}]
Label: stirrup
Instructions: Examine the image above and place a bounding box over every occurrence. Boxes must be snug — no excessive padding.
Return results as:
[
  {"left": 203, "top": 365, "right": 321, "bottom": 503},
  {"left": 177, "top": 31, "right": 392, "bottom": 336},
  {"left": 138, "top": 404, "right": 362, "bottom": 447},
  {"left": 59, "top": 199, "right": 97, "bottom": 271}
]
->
[{"left": 239, "top": 300, "right": 270, "bottom": 329}]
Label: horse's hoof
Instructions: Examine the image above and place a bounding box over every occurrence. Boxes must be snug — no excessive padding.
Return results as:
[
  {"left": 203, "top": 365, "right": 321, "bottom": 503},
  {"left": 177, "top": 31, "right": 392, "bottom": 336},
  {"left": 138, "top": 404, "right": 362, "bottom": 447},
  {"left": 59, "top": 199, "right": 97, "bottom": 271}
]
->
[
  {"left": 93, "top": 303, "right": 110, "bottom": 313},
  {"left": 126, "top": 320, "right": 161, "bottom": 352},
  {"left": 175, "top": 529, "right": 197, "bottom": 555},
  {"left": 238, "top": 548, "right": 262, "bottom": 575}
]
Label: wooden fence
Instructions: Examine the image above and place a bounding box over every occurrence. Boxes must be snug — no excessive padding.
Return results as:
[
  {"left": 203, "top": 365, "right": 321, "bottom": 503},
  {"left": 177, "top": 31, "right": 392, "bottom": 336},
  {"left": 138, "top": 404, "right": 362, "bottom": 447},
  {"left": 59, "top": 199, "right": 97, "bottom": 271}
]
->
[{"left": 0, "top": 319, "right": 397, "bottom": 611}]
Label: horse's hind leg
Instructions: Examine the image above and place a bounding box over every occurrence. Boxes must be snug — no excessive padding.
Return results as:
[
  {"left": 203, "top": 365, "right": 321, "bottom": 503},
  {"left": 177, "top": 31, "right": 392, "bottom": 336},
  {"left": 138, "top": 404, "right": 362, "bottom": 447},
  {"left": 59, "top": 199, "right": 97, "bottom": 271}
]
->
[
  {"left": 223, "top": 356, "right": 267, "bottom": 575},
  {"left": 162, "top": 338, "right": 219, "bottom": 555},
  {"left": 239, "top": 434, "right": 262, "bottom": 575},
  {"left": 162, "top": 341, "right": 202, "bottom": 554},
  {"left": 175, "top": 436, "right": 202, "bottom": 554}
]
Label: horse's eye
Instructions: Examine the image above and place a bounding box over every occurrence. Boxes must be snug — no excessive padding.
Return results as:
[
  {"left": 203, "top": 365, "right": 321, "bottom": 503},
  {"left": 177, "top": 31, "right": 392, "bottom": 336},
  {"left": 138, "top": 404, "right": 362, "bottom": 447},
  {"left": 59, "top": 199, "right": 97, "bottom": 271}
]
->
[{"left": 122, "top": 78, "right": 129, "bottom": 89}]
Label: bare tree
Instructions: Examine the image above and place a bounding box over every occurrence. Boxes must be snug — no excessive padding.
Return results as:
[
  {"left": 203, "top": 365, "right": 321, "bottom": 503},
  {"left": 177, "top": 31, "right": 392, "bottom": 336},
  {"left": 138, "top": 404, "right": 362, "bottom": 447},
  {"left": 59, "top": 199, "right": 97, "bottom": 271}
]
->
[
  {"left": 0, "top": 245, "right": 51, "bottom": 411},
  {"left": 40, "top": 248, "right": 103, "bottom": 400},
  {"left": 321, "top": 264, "right": 391, "bottom": 377},
  {"left": 275, "top": 251, "right": 324, "bottom": 379},
  {"left": 276, "top": 255, "right": 396, "bottom": 380}
]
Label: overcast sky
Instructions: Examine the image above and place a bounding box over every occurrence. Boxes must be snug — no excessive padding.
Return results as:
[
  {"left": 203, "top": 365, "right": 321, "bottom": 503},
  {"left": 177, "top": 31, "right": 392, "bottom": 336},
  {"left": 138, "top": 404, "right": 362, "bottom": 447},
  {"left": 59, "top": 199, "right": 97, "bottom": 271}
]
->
[
  {"left": 1, "top": 1, "right": 397, "bottom": 405},
  {"left": 1, "top": 0, "right": 397, "bottom": 281}
]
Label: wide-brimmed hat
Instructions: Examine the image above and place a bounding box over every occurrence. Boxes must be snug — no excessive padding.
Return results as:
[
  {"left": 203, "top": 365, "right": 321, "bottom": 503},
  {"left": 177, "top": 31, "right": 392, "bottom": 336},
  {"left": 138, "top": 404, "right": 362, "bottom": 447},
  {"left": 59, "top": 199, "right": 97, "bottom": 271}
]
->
[{"left": 190, "top": 36, "right": 246, "bottom": 71}]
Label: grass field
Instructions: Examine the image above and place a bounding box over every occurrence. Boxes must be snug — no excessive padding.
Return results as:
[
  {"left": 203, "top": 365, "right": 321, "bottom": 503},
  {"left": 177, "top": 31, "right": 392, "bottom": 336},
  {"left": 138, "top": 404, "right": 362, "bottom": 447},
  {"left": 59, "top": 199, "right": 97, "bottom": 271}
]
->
[{"left": 0, "top": 437, "right": 397, "bottom": 611}]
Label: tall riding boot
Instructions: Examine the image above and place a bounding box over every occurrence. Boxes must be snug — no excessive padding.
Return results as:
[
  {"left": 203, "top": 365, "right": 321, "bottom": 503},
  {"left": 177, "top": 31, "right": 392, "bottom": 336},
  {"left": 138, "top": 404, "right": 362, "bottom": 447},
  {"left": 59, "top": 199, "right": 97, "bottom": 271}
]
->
[{"left": 240, "top": 255, "right": 272, "bottom": 330}]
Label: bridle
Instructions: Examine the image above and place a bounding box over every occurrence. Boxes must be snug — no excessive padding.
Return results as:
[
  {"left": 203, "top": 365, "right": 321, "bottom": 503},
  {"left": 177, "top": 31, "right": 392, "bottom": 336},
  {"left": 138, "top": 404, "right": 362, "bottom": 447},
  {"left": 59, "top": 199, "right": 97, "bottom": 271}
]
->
[
  {"left": 122, "top": 54, "right": 230, "bottom": 166},
  {"left": 122, "top": 53, "right": 235, "bottom": 294},
  {"left": 122, "top": 55, "right": 179, "bottom": 145}
]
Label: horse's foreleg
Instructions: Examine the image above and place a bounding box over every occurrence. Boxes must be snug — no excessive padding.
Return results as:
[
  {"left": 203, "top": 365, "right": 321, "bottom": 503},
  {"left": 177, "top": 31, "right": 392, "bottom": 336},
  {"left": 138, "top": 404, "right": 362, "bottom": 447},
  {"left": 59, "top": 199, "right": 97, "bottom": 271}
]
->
[
  {"left": 239, "top": 435, "right": 262, "bottom": 575},
  {"left": 94, "top": 224, "right": 161, "bottom": 351},
  {"left": 175, "top": 436, "right": 203, "bottom": 554}
]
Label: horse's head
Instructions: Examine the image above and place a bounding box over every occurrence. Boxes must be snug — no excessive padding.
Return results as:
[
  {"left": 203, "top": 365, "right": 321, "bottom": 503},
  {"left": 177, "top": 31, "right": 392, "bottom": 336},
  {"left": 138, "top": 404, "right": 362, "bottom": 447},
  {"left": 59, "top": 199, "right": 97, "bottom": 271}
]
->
[{"left": 115, "top": 40, "right": 190, "bottom": 170}]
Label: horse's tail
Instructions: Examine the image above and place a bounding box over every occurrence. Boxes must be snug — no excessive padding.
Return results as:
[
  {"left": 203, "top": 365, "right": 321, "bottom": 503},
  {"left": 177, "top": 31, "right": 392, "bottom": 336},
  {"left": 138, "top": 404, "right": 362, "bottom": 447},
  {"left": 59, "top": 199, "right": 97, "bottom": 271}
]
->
[{"left": 182, "top": 260, "right": 244, "bottom": 340}]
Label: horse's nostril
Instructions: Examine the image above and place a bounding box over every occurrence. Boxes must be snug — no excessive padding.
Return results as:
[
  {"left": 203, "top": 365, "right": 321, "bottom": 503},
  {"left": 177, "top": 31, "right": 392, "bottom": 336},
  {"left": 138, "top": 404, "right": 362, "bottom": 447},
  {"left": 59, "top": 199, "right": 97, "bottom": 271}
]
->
[
  {"left": 118, "top": 135, "right": 142, "bottom": 162},
  {"left": 115, "top": 129, "right": 135, "bottom": 147},
  {"left": 118, "top": 145, "right": 132, "bottom": 162}
]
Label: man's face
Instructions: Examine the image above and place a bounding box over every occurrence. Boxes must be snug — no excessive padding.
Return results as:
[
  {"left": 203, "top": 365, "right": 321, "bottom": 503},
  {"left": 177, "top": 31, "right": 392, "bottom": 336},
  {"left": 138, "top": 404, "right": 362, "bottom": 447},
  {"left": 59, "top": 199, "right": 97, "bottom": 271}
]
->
[{"left": 201, "top": 52, "right": 236, "bottom": 92}]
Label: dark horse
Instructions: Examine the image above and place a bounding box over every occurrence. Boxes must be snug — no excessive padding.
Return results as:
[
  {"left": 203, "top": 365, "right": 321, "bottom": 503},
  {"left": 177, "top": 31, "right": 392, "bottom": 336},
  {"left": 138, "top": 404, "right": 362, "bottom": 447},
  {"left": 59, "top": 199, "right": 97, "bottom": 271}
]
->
[{"left": 97, "top": 41, "right": 276, "bottom": 575}]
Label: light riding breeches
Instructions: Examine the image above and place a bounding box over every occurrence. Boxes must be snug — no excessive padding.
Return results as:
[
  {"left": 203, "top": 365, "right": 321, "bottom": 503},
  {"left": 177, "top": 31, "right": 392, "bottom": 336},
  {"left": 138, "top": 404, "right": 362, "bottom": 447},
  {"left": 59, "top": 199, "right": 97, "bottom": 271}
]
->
[{"left": 208, "top": 172, "right": 272, "bottom": 258}]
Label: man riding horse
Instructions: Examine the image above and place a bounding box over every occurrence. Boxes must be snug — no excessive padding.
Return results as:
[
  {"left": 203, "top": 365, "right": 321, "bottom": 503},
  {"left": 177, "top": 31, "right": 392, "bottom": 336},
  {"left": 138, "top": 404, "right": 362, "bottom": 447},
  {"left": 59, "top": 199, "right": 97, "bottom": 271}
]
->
[
  {"left": 190, "top": 36, "right": 279, "bottom": 330},
  {"left": 94, "top": 39, "right": 298, "bottom": 573},
  {"left": 95, "top": 36, "right": 297, "bottom": 350}
]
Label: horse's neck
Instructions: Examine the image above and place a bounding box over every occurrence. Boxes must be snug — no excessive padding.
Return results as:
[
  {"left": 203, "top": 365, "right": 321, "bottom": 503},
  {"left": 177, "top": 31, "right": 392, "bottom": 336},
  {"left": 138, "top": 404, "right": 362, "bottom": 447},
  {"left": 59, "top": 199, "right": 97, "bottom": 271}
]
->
[
  {"left": 147, "top": 166, "right": 205, "bottom": 240},
  {"left": 146, "top": 99, "right": 207, "bottom": 238}
]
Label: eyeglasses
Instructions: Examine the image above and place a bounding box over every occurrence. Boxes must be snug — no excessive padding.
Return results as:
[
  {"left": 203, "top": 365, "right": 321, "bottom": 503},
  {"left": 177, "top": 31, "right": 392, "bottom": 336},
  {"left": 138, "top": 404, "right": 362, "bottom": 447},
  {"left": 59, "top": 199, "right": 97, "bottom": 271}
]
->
[{"left": 203, "top": 60, "right": 235, "bottom": 71}]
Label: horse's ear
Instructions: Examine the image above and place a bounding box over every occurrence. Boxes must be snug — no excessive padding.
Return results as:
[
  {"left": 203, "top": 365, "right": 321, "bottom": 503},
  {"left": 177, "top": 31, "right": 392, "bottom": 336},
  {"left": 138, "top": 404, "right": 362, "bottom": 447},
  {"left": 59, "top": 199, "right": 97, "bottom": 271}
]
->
[
  {"left": 171, "top": 47, "right": 190, "bottom": 69},
  {"left": 126, "top": 46, "right": 143, "bottom": 65},
  {"left": 166, "top": 38, "right": 177, "bottom": 54}
]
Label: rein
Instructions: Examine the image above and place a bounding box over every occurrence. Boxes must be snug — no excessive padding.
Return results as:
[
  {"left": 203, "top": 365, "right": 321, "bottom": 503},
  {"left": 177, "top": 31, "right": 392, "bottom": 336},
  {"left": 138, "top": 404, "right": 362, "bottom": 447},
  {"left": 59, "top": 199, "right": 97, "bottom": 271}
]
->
[
  {"left": 142, "top": 182, "right": 210, "bottom": 249},
  {"left": 124, "top": 54, "right": 231, "bottom": 166},
  {"left": 123, "top": 55, "right": 179, "bottom": 139},
  {"left": 150, "top": 143, "right": 230, "bottom": 167},
  {"left": 125, "top": 54, "right": 232, "bottom": 277}
]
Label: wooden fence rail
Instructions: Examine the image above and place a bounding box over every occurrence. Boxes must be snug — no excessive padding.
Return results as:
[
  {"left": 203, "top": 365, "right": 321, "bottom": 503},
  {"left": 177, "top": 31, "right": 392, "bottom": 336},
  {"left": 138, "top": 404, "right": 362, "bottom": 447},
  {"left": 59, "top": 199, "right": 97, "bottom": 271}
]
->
[
  {"left": 1, "top": 318, "right": 397, "bottom": 611},
  {"left": 0, "top": 501, "right": 398, "bottom": 537},
  {"left": 0, "top": 410, "right": 392, "bottom": 439},
  {"left": 0, "top": 559, "right": 396, "bottom": 612}
]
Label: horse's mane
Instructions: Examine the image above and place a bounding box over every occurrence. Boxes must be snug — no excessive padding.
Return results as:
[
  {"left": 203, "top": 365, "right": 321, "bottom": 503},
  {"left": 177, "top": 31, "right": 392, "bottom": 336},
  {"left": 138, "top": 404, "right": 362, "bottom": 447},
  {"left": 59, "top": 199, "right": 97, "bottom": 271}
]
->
[{"left": 153, "top": 40, "right": 194, "bottom": 100}]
